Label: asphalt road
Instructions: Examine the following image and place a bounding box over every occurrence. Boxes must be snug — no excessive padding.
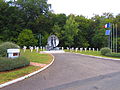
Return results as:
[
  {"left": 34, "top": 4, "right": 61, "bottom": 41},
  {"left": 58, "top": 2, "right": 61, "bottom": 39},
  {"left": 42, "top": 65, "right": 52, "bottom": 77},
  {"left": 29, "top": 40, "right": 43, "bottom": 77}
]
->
[{"left": 1, "top": 53, "right": 120, "bottom": 90}]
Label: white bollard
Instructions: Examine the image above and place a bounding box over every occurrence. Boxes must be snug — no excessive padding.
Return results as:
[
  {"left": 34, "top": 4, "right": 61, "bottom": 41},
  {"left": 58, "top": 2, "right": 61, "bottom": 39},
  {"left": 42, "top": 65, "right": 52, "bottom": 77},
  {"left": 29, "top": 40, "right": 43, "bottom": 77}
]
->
[
  {"left": 23, "top": 46, "right": 27, "bottom": 52},
  {"left": 40, "top": 46, "right": 42, "bottom": 50},
  {"left": 36, "top": 47, "right": 39, "bottom": 52},
  {"left": 30, "top": 47, "right": 33, "bottom": 52},
  {"left": 67, "top": 47, "right": 69, "bottom": 50},
  {"left": 92, "top": 48, "right": 95, "bottom": 51},
  {"left": 62, "top": 47, "right": 64, "bottom": 50},
  {"left": 97, "top": 48, "right": 99, "bottom": 52},
  {"left": 84, "top": 48, "right": 87, "bottom": 52},
  {"left": 80, "top": 48, "right": 83, "bottom": 52},
  {"left": 34, "top": 46, "right": 37, "bottom": 50},
  {"left": 89, "top": 48, "right": 91, "bottom": 51},
  {"left": 75, "top": 48, "right": 78, "bottom": 52}
]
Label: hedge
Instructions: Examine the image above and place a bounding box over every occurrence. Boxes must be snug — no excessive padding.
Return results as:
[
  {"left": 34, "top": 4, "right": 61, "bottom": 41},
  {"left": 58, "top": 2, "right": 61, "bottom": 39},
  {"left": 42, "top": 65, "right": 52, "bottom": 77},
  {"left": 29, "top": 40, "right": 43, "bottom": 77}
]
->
[
  {"left": 0, "top": 42, "right": 20, "bottom": 57},
  {"left": 0, "top": 56, "right": 30, "bottom": 72},
  {"left": 105, "top": 53, "right": 120, "bottom": 58}
]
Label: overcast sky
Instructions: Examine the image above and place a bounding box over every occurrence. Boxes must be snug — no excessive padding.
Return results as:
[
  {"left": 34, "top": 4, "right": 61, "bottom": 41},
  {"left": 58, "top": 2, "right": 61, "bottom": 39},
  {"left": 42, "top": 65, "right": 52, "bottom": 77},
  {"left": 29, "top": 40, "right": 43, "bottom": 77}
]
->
[{"left": 48, "top": 0, "right": 120, "bottom": 18}]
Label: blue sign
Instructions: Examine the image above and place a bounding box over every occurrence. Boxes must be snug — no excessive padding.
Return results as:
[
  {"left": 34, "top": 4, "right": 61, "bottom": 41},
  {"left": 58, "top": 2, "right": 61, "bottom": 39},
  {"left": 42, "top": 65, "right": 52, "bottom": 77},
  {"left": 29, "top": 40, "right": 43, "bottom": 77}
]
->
[{"left": 105, "top": 30, "right": 111, "bottom": 35}]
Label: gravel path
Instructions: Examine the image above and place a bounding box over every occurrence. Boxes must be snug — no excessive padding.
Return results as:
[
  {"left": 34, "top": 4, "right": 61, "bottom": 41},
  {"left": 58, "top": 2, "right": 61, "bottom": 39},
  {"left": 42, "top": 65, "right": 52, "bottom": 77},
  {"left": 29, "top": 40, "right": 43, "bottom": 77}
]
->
[{"left": 1, "top": 53, "right": 120, "bottom": 90}]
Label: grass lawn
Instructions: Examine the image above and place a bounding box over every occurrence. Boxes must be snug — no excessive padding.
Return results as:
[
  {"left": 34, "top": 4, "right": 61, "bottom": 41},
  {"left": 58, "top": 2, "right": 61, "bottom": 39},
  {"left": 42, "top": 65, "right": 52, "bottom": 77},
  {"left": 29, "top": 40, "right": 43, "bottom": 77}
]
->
[
  {"left": 0, "top": 49, "right": 53, "bottom": 84},
  {"left": 0, "top": 66, "right": 41, "bottom": 84},
  {"left": 65, "top": 50, "right": 120, "bottom": 59},
  {"left": 21, "top": 49, "right": 53, "bottom": 64}
]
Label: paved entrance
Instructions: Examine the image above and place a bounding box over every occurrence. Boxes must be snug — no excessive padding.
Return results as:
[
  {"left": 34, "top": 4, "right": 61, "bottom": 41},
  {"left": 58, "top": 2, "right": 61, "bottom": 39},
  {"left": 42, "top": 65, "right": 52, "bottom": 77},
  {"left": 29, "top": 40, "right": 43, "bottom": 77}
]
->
[{"left": 1, "top": 53, "right": 120, "bottom": 90}]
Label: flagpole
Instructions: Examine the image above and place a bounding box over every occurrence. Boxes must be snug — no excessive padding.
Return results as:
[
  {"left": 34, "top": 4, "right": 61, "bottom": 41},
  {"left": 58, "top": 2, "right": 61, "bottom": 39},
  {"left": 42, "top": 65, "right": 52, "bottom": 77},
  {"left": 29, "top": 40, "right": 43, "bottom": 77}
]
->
[
  {"left": 113, "top": 24, "right": 115, "bottom": 52},
  {"left": 110, "top": 24, "right": 112, "bottom": 52},
  {"left": 116, "top": 24, "right": 117, "bottom": 53}
]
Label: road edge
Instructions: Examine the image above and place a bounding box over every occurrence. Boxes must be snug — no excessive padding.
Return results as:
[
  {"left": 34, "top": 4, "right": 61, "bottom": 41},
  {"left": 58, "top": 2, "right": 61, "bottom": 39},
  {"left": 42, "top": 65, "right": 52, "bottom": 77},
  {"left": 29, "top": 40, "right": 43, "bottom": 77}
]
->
[
  {"left": 73, "top": 52, "right": 120, "bottom": 61},
  {"left": 0, "top": 54, "right": 55, "bottom": 88}
]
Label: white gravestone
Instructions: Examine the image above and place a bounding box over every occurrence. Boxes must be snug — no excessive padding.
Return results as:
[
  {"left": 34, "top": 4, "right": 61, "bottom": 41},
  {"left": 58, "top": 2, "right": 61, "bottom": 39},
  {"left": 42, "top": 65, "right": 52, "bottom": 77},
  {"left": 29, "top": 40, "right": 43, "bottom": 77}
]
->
[
  {"left": 7, "top": 49, "right": 20, "bottom": 58},
  {"left": 92, "top": 48, "right": 95, "bottom": 51}
]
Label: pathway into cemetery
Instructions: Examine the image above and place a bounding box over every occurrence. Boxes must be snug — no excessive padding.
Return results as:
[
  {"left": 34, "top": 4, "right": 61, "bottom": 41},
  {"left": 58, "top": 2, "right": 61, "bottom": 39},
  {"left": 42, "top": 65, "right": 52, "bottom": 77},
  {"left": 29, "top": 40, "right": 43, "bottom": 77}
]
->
[{"left": 2, "top": 53, "right": 120, "bottom": 90}]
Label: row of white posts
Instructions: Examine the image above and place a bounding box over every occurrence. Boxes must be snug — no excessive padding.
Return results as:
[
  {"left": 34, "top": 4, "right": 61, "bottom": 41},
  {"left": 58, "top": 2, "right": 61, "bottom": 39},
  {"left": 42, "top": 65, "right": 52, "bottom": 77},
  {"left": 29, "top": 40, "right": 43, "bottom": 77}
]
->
[
  {"left": 23, "top": 46, "right": 45, "bottom": 52},
  {"left": 23, "top": 46, "right": 99, "bottom": 52},
  {"left": 64, "top": 47, "right": 99, "bottom": 52}
]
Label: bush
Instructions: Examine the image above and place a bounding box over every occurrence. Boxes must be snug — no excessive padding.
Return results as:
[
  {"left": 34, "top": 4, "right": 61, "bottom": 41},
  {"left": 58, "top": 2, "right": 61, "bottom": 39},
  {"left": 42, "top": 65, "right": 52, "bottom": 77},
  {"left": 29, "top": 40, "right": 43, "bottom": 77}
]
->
[
  {"left": 0, "top": 42, "right": 20, "bottom": 57},
  {"left": 0, "top": 56, "right": 30, "bottom": 72},
  {"left": 105, "top": 53, "right": 120, "bottom": 58},
  {"left": 100, "top": 47, "right": 111, "bottom": 55}
]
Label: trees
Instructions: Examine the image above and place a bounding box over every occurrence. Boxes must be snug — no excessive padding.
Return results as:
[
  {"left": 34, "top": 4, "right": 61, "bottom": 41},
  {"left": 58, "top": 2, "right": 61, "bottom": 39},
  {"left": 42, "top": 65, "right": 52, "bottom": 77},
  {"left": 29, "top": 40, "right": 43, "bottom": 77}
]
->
[
  {"left": 63, "top": 15, "right": 79, "bottom": 47},
  {"left": 17, "top": 29, "right": 38, "bottom": 47}
]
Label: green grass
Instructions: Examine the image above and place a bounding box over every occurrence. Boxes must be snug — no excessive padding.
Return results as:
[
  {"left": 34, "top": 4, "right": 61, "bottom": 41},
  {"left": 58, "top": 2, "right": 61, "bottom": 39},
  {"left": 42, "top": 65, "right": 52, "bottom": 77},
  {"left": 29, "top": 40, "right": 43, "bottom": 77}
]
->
[
  {"left": 65, "top": 50, "right": 120, "bottom": 59},
  {"left": 0, "top": 49, "right": 53, "bottom": 84},
  {"left": 0, "top": 66, "right": 41, "bottom": 84},
  {"left": 21, "top": 49, "right": 53, "bottom": 64}
]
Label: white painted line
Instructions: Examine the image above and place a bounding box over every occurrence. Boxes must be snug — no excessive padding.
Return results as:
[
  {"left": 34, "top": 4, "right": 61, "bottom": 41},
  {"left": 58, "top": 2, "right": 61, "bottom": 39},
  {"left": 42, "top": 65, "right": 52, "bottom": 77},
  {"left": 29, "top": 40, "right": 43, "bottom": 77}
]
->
[{"left": 0, "top": 54, "right": 55, "bottom": 89}]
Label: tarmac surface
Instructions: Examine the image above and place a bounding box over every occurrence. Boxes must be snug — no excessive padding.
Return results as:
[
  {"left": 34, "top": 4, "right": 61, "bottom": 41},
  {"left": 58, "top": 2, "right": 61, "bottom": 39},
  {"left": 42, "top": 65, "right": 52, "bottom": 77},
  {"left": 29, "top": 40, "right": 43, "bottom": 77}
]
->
[{"left": 1, "top": 53, "right": 120, "bottom": 90}]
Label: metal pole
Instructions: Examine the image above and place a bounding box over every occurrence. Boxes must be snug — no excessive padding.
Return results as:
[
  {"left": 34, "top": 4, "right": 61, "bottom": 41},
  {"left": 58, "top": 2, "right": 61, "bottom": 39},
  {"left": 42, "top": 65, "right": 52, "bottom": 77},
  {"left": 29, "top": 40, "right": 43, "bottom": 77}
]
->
[
  {"left": 116, "top": 24, "right": 117, "bottom": 53},
  {"left": 110, "top": 24, "right": 112, "bottom": 52},
  {"left": 113, "top": 24, "right": 115, "bottom": 52},
  {"left": 39, "top": 34, "right": 41, "bottom": 47}
]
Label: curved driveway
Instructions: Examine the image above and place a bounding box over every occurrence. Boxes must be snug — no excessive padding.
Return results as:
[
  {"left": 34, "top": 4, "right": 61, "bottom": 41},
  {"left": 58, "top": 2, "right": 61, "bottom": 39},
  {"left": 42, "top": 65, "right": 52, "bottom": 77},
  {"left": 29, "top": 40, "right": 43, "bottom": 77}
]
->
[{"left": 2, "top": 53, "right": 120, "bottom": 90}]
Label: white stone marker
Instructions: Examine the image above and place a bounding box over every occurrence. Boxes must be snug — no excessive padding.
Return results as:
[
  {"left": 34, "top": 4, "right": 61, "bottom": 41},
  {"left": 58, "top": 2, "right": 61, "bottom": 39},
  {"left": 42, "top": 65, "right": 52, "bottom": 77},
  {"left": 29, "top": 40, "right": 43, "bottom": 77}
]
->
[
  {"left": 93, "top": 48, "right": 95, "bottom": 51},
  {"left": 62, "top": 47, "right": 64, "bottom": 50},
  {"left": 80, "top": 48, "right": 83, "bottom": 52},
  {"left": 84, "top": 48, "right": 87, "bottom": 52},
  {"left": 36, "top": 47, "right": 39, "bottom": 52},
  {"left": 97, "top": 48, "right": 99, "bottom": 52},
  {"left": 75, "top": 48, "right": 78, "bottom": 52},
  {"left": 30, "top": 47, "right": 33, "bottom": 52},
  {"left": 89, "top": 48, "right": 91, "bottom": 51},
  {"left": 23, "top": 46, "right": 27, "bottom": 52}
]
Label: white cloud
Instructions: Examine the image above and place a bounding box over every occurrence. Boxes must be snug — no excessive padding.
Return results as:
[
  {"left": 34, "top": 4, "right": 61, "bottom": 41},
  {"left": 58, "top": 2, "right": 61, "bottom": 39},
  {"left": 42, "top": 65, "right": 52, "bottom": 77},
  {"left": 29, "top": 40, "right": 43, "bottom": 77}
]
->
[{"left": 48, "top": 0, "right": 120, "bottom": 18}]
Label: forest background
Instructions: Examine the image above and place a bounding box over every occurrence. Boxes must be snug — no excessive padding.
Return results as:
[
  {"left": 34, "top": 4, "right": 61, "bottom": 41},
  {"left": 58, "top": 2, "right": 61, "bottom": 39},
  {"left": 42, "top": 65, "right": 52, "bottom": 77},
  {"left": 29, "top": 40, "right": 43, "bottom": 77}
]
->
[{"left": 0, "top": 0, "right": 120, "bottom": 52}]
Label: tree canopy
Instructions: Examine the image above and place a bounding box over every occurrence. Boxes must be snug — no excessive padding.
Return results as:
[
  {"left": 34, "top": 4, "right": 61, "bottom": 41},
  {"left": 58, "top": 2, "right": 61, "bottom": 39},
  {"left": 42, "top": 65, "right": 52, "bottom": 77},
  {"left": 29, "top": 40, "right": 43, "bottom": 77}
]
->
[{"left": 0, "top": 0, "right": 120, "bottom": 51}]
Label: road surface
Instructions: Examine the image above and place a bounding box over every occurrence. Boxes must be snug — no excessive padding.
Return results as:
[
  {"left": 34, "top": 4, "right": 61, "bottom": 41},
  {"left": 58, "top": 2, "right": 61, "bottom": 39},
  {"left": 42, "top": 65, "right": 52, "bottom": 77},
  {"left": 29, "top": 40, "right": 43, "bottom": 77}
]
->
[{"left": 1, "top": 53, "right": 120, "bottom": 90}]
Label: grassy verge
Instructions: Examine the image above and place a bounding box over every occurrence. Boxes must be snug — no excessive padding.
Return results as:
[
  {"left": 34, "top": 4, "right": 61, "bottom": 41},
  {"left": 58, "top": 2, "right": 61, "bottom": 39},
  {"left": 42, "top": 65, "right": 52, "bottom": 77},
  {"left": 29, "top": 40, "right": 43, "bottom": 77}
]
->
[
  {"left": 0, "top": 66, "right": 41, "bottom": 84},
  {"left": 0, "top": 49, "right": 53, "bottom": 84},
  {"left": 21, "top": 49, "right": 53, "bottom": 64},
  {"left": 65, "top": 50, "right": 120, "bottom": 59}
]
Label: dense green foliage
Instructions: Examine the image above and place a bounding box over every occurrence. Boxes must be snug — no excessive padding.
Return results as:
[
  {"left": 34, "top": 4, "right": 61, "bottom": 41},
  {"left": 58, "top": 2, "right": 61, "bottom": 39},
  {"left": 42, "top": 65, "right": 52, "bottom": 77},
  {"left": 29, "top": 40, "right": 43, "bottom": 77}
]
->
[
  {"left": 0, "top": 0, "right": 120, "bottom": 51},
  {"left": 105, "top": 53, "right": 120, "bottom": 58},
  {"left": 0, "top": 42, "right": 20, "bottom": 57},
  {"left": 0, "top": 56, "right": 30, "bottom": 72},
  {"left": 100, "top": 47, "right": 111, "bottom": 55},
  {"left": 17, "top": 29, "right": 38, "bottom": 47}
]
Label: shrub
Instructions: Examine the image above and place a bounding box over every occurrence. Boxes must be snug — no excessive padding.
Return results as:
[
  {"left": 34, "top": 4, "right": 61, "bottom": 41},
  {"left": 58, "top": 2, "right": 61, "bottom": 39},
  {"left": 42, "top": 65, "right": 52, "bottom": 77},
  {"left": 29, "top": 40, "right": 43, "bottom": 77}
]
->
[
  {"left": 0, "top": 56, "right": 30, "bottom": 72},
  {"left": 105, "top": 53, "right": 120, "bottom": 58},
  {"left": 100, "top": 47, "right": 111, "bottom": 55},
  {"left": 0, "top": 42, "right": 20, "bottom": 57}
]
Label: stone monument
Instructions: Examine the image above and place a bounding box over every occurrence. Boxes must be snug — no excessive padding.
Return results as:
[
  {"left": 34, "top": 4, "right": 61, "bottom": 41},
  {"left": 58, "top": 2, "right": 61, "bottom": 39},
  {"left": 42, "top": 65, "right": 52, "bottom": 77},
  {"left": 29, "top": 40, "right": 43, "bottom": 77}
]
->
[{"left": 47, "top": 35, "right": 59, "bottom": 51}]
